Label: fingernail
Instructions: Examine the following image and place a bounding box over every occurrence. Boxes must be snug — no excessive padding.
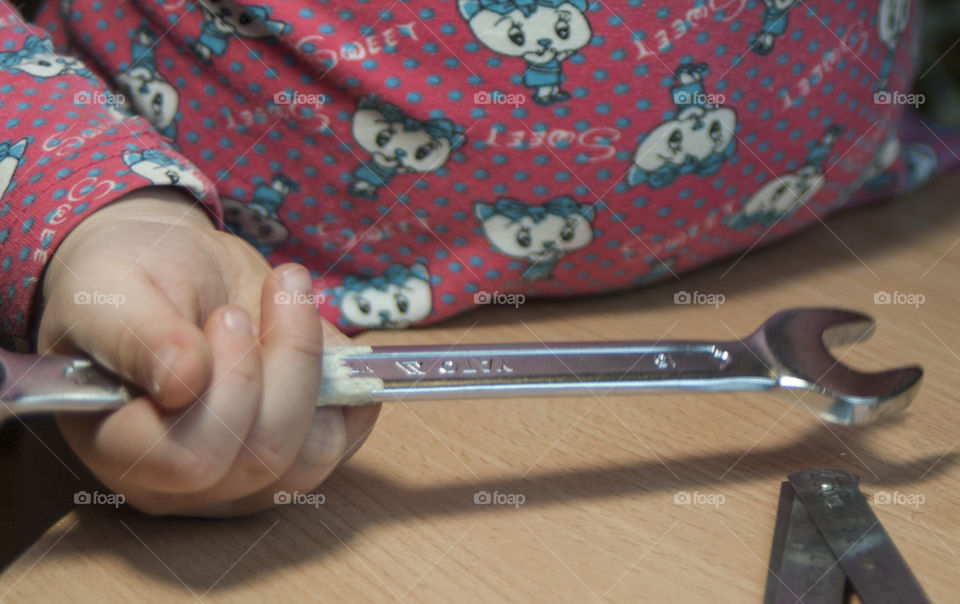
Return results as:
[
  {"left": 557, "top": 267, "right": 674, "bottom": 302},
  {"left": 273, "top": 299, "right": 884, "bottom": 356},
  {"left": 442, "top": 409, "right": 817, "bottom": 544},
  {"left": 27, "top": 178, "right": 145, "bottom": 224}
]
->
[
  {"left": 223, "top": 307, "right": 254, "bottom": 336},
  {"left": 281, "top": 266, "right": 313, "bottom": 295},
  {"left": 153, "top": 347, "right": 180, "bottom": 397},
  {"left": 299, "top": 407, "right": 346, "bottom": 467}
]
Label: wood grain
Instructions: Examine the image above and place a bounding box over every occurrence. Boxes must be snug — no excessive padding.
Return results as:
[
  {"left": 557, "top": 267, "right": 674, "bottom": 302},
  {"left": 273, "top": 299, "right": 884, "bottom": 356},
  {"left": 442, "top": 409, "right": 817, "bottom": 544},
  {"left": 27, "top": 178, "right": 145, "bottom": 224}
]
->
[{"left": 2, "top": 174, "right": 960, "bottom": 602}]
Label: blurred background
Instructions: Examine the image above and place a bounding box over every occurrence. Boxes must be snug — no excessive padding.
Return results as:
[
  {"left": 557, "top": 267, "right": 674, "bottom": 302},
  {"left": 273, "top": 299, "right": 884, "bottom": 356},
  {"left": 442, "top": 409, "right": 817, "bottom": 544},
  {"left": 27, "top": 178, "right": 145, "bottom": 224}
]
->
[{"left": 917, "top": 0, "right": 960, "bottom": 125}]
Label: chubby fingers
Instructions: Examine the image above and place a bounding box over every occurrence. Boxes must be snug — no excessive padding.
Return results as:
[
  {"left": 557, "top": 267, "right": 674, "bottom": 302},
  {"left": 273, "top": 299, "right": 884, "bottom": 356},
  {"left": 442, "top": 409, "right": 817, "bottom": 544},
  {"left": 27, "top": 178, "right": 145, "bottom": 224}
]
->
[
  {"left": 237, "top": 403, "right": 381, "bottom": 514},
  {"left": 57, "top": 303, "right": 263, "bottom": 494},
  {"left": 141, "top": 269, "right": 380, "bottom": 516},
  {"left": 195, "top": 264, "right": 325, "bottom": 492},
  {"left": 159, "top": 403, "right": 381, "bottom": 517},
  {"left": 56, "top": 263, "right": 377, "bottom": 515},
  {"left": 40, "top": 267, "right": 212, "bottom": 411}
]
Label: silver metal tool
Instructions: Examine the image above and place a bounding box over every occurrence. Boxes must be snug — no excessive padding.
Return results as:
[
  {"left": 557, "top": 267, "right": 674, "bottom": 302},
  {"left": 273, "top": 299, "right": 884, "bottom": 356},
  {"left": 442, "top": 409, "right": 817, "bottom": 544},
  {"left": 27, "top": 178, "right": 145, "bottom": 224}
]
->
[
  {"left": 764, "top": 469, "right": 930, "bottom": 604},
  {"left": 0, "top": 308, "right": 922, "bottom": 425}
]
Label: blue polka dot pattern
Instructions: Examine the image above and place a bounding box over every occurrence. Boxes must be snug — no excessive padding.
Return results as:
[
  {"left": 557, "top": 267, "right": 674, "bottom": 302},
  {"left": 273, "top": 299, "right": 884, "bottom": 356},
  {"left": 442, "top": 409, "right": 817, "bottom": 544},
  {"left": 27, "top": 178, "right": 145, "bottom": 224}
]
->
[{"left": 0, "top": 0, "right": 955, "bottom": 337}]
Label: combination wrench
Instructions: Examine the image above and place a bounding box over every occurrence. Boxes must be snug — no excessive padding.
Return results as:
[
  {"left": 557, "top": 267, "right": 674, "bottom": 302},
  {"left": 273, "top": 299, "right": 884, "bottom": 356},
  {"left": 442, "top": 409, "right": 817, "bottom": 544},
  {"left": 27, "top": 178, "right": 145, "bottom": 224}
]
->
[{"left": 0, "top": 308, "right": 922, "bottom": 426}]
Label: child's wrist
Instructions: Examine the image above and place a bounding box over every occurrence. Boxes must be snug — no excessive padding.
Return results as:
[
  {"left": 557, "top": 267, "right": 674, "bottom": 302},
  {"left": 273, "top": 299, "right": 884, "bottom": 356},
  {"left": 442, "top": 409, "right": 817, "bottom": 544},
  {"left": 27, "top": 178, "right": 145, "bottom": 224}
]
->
[
  {"left": 42, "top": 187, "right": 215, "bottom": 298},
  {"left": 80, "top": 187, "right": 215, "bottom": 229}
]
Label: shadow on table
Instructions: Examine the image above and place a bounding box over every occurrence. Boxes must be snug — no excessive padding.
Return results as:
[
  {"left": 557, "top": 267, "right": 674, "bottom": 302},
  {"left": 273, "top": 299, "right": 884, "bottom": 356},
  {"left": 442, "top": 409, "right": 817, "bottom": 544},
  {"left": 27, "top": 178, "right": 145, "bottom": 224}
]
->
[{"left": 33, "top": 416, "right": 957, "bottom": 593}]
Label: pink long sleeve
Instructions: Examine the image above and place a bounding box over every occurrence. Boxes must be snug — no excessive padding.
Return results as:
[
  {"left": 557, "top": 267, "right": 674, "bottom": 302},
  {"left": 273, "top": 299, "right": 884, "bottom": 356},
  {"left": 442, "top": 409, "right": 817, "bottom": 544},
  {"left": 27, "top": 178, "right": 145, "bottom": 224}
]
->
[{"left": 0, "top": 2, "right": 220, "bottom": 350}]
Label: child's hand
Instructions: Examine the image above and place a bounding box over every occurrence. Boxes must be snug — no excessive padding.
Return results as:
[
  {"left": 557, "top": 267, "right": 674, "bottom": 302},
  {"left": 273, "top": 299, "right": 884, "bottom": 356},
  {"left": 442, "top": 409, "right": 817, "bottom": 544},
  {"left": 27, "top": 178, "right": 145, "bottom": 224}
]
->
[{"left": 38, "top": 188, "right": 380, "bottom": 516}]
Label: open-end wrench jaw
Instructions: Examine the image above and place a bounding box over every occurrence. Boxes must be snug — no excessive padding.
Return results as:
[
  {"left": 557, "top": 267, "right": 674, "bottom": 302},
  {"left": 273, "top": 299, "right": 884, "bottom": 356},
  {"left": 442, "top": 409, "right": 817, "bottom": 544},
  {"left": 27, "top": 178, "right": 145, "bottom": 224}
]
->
[{"left": 752, "top": 308, "right": 923, "bottom": 425}]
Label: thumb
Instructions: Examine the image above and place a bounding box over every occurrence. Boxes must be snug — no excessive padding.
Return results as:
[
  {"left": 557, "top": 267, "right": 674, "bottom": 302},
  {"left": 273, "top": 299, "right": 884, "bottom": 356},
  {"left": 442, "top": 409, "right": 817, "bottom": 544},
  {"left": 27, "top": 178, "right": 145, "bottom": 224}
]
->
[{"left": 39, "top": 273, "right": 213, "bottom": 411}]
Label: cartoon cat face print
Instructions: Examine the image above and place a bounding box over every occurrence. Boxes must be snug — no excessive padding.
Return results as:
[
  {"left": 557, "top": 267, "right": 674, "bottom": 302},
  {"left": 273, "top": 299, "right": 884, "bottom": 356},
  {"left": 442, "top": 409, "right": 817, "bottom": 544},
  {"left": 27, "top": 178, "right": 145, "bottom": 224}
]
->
[
  {"left": 349, "top": 98, "right": 466, "bottom": 199},
  {"left": 476, "top": 200, "right": 594, "bottom": 263},
  {"left": 475, "top": 196, "right": 595, "bottom": 281},
  {"left": 727, "top": 126, "right": 841, "bottom": 228},
  {"left": 0, "top": 36, "right": 91, "bottom": 80},
  {"left": 122, "top": 150, "right": 206, "bottom": 197},
  {"left": 222, "top": 198, "right": 289, "bottom": 249},
  {"left": 12, "top": 53, "right": 83, "bottom": 78},
  {"left": 352, "top": 108, "right": 457, "bottom": 175},
  {"left": 878, "top": 0, "right": 910, "bottom": 48},
  {"left": 740, "top": 168, "right": 825, "bottom": 217},
  {"left": 629, "top": 106, "right": 737, "bottom": 177},
  {"left": 861, "top": 136, "right": 936, "bottom": 192},
  {"left": 0, "top": 138, "right": 28, "bottom": 200},
  {"left": 192, "top": 0, "right": 289, "bottom": 62},
  {"left": 222, "top": 174, "right": 296, "bottom": 254},
  {"left": 458, "top": 0, "right": 591, "bottom": 104},
  {"left": 120, "top": 67, "right": 179, "bottom": 132},
  {"left": 627, "top": 63, "right": 738, "bottom": 189},
  {"left": 198, "top": 0, "right": 288, "bottom": 37},
  {"left": 338, "top": 264, "right": 433, "bottom": 329},
  {"left": 116, "top": 28, "right": 179, "bottom": 136},
  {"left": 461, "top": 1, "right": 591, "bottom": 64}
]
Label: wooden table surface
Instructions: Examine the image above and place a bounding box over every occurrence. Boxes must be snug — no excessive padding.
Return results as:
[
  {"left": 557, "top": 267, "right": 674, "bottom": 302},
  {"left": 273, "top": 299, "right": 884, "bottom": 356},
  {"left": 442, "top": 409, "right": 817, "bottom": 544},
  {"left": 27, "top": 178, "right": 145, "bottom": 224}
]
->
[{"left": 2, "top": 173, "right": 960, "bottom": 602}]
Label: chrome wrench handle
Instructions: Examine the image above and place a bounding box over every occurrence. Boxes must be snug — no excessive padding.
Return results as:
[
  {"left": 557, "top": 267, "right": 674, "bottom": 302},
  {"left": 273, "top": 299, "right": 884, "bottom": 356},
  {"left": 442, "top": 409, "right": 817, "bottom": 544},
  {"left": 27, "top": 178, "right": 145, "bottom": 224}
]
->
[
  {"left": 2, "top": 341, "right": 774, "bottom": 412},
  {"left": 319, "top": 340, "right": 776, "bottom": 406},
  {"left": 0, "top": 308, "right": 923, "bottom": 426},
  {"left": 0, "top": 349, "right": 133, "bottom": 419}
]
